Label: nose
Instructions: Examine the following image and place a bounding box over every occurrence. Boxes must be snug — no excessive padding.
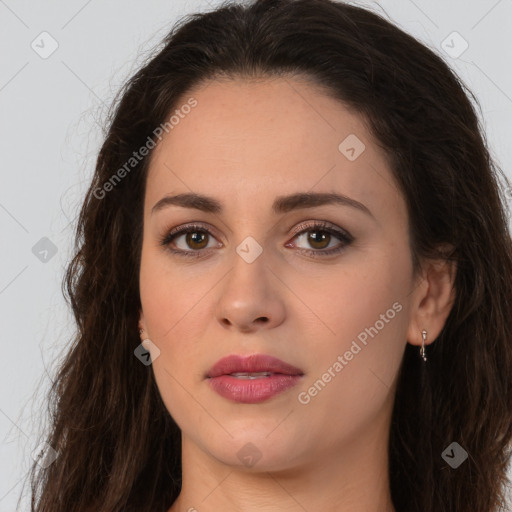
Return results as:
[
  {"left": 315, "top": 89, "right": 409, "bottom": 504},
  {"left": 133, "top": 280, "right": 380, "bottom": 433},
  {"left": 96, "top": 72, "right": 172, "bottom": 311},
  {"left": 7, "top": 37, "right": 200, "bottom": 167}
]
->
[{"left": 215, "top": 248, "right": 286, "bottom": 333}]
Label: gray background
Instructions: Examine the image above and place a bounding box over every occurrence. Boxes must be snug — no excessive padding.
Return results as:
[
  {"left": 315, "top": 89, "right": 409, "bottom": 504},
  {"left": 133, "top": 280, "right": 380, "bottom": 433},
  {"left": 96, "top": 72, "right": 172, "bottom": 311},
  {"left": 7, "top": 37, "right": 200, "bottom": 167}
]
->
[{"left": 1, "top": 0, "right": 511, "bottom": 510}]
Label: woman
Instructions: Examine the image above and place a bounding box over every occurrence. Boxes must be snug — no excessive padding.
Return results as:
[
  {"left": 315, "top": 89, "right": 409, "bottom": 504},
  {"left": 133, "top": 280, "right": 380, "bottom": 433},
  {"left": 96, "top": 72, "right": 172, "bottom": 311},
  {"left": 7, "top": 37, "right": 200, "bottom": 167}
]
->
[{"left": 28, "top": 0, "right": 512, "bottom": 511}]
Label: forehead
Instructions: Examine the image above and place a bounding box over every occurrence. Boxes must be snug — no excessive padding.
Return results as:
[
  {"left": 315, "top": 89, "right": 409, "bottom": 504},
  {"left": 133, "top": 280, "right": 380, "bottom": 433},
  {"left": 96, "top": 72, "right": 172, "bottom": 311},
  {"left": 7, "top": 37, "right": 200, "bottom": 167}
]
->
[{"left": 145, "top": 76, "right": 401, "bottom": 218}]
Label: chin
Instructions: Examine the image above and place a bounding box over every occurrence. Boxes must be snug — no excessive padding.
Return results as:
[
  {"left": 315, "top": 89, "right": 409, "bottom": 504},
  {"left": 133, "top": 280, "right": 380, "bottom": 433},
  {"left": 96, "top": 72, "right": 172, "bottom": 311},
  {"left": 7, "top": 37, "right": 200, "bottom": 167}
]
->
[{"left": 202, "top": 429, "right": 304, "bottom": 471}]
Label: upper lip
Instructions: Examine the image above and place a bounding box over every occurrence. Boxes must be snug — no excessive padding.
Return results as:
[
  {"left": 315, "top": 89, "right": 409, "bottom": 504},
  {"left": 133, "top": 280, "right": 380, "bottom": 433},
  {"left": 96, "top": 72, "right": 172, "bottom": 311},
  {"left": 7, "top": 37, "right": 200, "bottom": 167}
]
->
[{"left": 206, "top": 354, "right": 304, "bottom": 378}]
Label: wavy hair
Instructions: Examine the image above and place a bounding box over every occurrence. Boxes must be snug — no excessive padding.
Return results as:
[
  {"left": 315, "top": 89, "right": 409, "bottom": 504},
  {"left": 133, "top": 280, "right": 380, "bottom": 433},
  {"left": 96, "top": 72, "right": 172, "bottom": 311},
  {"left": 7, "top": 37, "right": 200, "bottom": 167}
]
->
[{"left": 27, "top": 0, "right": 512, "bottom": 511}]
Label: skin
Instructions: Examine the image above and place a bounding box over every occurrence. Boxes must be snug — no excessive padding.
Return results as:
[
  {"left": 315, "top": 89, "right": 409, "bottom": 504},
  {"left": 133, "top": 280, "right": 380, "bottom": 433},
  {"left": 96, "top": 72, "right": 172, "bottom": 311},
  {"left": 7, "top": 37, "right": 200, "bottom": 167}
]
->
[{"left": 138, "top": 76, "right": 456, "bottom": 512}]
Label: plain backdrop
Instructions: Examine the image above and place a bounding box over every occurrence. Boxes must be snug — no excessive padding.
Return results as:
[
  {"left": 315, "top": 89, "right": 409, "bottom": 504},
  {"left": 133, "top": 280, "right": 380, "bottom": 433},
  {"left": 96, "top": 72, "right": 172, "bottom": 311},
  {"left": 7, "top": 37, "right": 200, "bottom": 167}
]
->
[{"left": 1, "top": 0, "right": 511, "bottom": 510}]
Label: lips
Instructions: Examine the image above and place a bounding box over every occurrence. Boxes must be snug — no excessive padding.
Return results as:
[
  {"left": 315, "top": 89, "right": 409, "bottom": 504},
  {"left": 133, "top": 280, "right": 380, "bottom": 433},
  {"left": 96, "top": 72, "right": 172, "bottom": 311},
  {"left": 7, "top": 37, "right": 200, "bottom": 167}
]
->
[
  {"left": 206, "top": 354, "right": 304, "bottom": 403},
  {"left": 206, "top": 354, "right": 304, "bottom": 378}
]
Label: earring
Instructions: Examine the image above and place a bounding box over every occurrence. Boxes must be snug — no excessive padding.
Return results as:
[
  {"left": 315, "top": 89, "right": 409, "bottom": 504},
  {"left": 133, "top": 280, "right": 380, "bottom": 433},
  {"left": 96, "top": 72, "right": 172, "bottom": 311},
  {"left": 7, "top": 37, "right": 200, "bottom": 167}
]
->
[
  {"left": 420, "top": 329, "right": 427, "bottom": 362},
  {"left": 139, "top": 327, "right": 150, "bottom": 349}
]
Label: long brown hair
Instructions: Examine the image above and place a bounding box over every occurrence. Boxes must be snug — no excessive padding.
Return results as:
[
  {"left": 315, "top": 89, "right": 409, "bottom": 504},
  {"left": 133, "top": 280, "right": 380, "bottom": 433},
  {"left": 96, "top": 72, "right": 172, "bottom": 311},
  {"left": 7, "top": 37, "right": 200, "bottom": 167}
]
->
[{"left": 27, "top": 1, "right": 512, "bottom": 510}]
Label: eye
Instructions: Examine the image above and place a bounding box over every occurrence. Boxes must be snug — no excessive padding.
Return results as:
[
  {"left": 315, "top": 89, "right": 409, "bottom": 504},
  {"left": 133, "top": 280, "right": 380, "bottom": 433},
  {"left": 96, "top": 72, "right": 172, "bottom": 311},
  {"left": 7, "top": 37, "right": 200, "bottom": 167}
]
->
[
  {"left": 286, "top": 221, "right": 353, "bottom": 258},
  {"left": 160, "top": 220, "right": 353, "bottom": 259},
  {"left": 159, "top": 223, "right": 221, "bottom": 258}
]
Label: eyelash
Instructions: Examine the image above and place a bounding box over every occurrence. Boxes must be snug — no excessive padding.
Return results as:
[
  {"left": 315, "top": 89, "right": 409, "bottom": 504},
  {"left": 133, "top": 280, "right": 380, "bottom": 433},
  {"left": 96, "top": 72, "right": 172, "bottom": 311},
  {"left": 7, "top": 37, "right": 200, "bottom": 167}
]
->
[{"left": 159, "top": 221, "right": 354, "bottom": 259}]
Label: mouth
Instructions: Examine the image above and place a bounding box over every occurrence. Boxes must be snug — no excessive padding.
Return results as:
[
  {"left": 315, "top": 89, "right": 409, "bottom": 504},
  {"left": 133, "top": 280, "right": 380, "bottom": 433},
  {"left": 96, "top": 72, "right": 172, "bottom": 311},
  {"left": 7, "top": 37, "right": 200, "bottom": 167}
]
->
[
  {"left": 206, "top": 354, "right": 304, "bottom": 403},
  {"left": 206, "top": 353, "right": 304, "bottom": 379},
  {"left": 227, "top": 372, "right": 275, "bottom": 379}
]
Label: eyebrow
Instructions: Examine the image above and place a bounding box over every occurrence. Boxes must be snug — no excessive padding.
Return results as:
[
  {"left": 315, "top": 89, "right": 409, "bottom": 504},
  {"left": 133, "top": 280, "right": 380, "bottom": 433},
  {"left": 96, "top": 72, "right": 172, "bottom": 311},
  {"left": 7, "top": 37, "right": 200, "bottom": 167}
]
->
[{"left": 151, "top": 191, "right": 374, "bottom": 218}]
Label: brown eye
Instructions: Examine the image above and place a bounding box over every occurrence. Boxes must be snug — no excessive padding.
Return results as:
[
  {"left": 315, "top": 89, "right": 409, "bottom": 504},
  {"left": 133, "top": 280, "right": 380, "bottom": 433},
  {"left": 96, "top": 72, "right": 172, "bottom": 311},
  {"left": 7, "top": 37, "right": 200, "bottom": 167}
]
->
[
  {"left": 184, "top": 231, "right": 209, "bottom": 250},
  {"left": 288, "top": 221, "right": 354, "bottom": 258},
  {"left": 160, "top": 224, "right": 220, "bottom": 257},
  {"left": 306, "top": 231, "right": 331, "bottom": 250}
]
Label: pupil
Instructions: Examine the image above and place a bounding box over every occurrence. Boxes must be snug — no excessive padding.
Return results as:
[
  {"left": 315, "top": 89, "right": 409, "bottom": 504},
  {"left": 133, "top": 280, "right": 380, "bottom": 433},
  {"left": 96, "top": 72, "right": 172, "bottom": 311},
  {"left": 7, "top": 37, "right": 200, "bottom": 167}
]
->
[
  {"left": 187, "top": 231, "right": 208, "bottom": 249},
  {"left": 309, "top": 231, "right": 329, "bottom": 249}
]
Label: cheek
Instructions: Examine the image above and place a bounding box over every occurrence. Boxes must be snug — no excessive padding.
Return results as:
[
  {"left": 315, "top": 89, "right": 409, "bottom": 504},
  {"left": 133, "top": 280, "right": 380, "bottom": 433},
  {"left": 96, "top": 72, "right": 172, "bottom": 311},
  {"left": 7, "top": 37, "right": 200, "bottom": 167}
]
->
[
  {"left": 140, "top": 270, "right": 209, "bottom": 430},
  {"left": 294, "top": 251, "right": 410, "bottom": 402},
  {"left": 139, "top": 248, "right": 215, "bottom": 342},
  {"left": 293, "top": 291, "right": 407, "bottom": 450},
  {"left": 139, "top": 253, "right": 207, "bottom": 409},
  {"left": 296, "top": 251, "right": 409, "bottom": 345}
]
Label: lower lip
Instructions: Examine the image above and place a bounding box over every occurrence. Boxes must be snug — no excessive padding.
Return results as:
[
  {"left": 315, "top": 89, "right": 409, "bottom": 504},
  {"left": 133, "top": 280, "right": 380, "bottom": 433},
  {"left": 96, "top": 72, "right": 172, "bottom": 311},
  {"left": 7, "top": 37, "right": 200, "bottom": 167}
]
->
[{"left": 207, "top": 374, "right": 302, "bottom": 403}]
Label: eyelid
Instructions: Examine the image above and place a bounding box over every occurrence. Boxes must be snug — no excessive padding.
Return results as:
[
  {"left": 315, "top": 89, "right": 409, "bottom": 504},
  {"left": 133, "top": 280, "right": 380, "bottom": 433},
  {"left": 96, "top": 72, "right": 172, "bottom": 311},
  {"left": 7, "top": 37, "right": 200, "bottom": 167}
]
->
[
  {"left": 289, "top": 220, "right": 352, "bottom": 240},
  {"left": 166, "top": 221, "right": 218, "bottom": 236}
]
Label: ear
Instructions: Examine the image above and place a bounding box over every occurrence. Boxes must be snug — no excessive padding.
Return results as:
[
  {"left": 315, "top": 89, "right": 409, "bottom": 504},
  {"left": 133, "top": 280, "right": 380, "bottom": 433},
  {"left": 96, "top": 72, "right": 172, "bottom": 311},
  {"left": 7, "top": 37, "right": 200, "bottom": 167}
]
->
[{"left": 406, "top": 251, "right": 457, "bottom": 348}]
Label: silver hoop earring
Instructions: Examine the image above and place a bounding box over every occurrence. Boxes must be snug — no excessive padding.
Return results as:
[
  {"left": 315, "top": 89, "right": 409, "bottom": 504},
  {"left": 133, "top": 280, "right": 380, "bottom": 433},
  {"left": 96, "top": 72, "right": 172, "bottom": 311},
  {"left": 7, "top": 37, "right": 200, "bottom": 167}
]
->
[{"left": 420, "top": 329, "right": 427, "bottom": 362}]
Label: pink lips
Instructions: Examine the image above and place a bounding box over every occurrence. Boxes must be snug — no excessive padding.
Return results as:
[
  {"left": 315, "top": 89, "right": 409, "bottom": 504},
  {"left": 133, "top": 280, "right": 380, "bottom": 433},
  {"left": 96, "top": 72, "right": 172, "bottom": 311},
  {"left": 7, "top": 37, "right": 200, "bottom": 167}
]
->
[{"left": 206, "top": 354, "right": 304, "bottom": 404}]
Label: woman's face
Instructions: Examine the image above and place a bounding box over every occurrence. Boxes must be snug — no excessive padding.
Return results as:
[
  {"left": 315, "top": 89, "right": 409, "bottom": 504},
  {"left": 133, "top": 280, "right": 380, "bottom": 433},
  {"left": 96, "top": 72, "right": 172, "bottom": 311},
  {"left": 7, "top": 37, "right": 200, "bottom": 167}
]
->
[{"left": 139, "top": 76, "right": 423, "bottom": 471}]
